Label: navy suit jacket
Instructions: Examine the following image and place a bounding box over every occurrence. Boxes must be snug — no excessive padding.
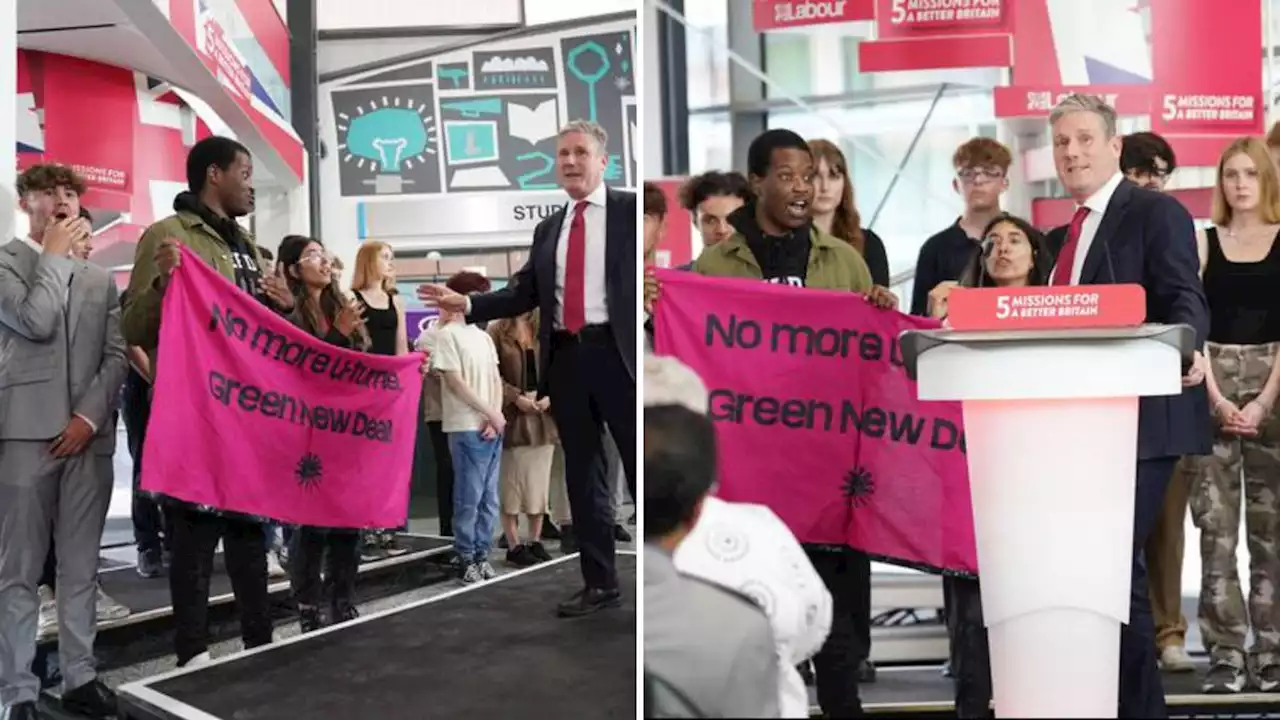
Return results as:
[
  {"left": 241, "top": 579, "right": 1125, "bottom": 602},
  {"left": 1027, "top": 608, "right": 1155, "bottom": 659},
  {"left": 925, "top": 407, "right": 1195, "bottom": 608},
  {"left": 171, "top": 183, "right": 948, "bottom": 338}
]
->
[
  {"left": 1046, "top": 179, "right": 1211, "bottom": 460},
  {"left": 468, "top": 186, "right": 637, "bottom": 384}
]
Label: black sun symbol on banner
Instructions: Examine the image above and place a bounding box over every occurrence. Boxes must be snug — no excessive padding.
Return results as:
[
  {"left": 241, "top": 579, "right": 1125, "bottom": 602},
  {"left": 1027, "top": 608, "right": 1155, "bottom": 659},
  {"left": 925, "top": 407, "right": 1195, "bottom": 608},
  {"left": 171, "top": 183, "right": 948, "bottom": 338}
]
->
[
  {"left": 295, "top": 453, "right": 324, "bottom": 491},
  {"left": 842, "top": 467, "right": 876, "bottom": 508}
]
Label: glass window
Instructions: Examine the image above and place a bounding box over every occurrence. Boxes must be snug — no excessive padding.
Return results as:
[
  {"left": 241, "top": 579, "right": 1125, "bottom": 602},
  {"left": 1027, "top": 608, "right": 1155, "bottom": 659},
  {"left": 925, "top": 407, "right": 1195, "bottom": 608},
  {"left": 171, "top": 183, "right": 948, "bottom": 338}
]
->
[
  {"left": 688, "top": 111, "right": 733, "bottom": 174},
  {"left": 681, "top": 0, "right": 730, "bottom": 110},
  {"left": 764, "top": 33, "right": 812, "bottom": 98},
  {"left": 768, "top": 90, "right": 997, "bottom": 277}
]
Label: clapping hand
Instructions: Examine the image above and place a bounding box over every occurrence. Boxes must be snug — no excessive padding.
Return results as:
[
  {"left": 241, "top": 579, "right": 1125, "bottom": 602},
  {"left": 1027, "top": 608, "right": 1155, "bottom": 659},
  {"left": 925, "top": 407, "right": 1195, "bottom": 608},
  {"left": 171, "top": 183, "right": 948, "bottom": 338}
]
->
[
  {"left": 334, "top": 296, "right": 367, "bottom": 336},
  {"left": 260, "top": 265, "right": 295, "bottom": 312}
]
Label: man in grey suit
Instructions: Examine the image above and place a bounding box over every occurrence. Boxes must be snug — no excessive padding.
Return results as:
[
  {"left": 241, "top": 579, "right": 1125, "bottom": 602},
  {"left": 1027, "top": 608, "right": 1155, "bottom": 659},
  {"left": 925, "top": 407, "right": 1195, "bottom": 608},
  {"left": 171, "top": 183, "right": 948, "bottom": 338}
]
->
[
  {"left": 0, "top": 164, "right": 128, "bottom": 720},
  {"left": 644, "top": 398, "right": 781, "bottom": 719}
]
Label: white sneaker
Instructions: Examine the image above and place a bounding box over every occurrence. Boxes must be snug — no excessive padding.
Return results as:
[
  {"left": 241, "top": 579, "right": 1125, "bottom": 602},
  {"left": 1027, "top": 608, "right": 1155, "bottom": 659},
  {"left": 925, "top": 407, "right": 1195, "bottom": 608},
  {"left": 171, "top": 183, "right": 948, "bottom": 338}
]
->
[
  {"left": 266, "top": 551, "right": 288, "bottom": 579},
  {"left": 96, "top": 584, "right": 130, "bottom": 622},
  {"left": 180, "top": 651, "right": 212, "bottom": 669},
  {"left": 1159, "top": 645, "right": 1195, "bottom": 673},
  {"left": 477, "top": 561, "right": 497, "bottom": 581},
  {"left": 37, "top": 585, "right": 57, "bottom": 635}
]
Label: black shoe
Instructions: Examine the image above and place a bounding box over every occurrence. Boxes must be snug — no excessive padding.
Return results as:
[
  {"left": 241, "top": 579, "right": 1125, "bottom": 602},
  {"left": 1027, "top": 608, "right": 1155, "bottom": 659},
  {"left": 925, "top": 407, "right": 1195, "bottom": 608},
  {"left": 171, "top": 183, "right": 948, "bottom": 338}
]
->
[
  {"left": 2, "top": 701, "right": 40, "bottom": 720},
  {"left": 299, "top": 605, "right": 324, "bottom": 633},
  {"left": 506, "top": 545, "right": 538, "bottom": 567},
  {"left": 498, "top": 535, "right": 509, "bottom": 550},
  {"left": 557, "top": 587, "right": 622, "bottom": 618},
  {"left": 542, "top": 519, "right": 562, "bottom": 540},
  {"left": 857, "top": 659, "right": 877, "bottom": 683},
  {"left": 528, "top": 541, "right": 553, "bottom": 563},
  {"left": 613, "top": 524, "right": 632, "bottom": 543},
  {"left": 559, "top": 525, "right": 579, "bottom": 554},
  {"left": 331, "top": 603, "right": 359, "bottom": 624},
  {"left": 137, "top": 549, "right": 165, "bottom": 579},
  {"left": 628, "top": 512, "right": 636, "bottom": 526},
  {"left": 61, "top": 679, "right": 116, "bottom": 718}
]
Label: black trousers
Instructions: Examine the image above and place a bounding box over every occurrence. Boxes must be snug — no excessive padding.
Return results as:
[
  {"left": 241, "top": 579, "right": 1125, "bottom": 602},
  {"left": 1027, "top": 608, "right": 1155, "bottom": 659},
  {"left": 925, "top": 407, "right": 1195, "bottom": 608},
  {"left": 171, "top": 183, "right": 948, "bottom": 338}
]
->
[
  {"left": 427, "top": 421, "right": 454, "bottom": 537},
  {"left": 1119, "top": 457, "right": 1177, "bottom": 718},
  {"left": 807, "top": 548, "right": 871, "bottom": 718},
  {"left": 167, "top": 504, "right": 272, "bottom": 665},
  {"left": 945, "top": 576, "right": 992, "bottom": 719},
  {"left": 123, "top": 376, "right": 170, "bottom": 555},
  {"left": 547, "top": 327, "right": 635, "bottom": 591},
  {"left": 289, "top": 528, "right": 359, "bottom": 610}
]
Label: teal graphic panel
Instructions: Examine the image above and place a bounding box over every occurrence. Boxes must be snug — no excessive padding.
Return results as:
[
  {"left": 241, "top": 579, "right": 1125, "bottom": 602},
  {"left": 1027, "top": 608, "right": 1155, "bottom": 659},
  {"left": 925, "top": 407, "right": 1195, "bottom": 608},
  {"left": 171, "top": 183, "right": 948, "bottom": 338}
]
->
[{"left": 333, "top": 83, "right": 440, "bottom": 196}]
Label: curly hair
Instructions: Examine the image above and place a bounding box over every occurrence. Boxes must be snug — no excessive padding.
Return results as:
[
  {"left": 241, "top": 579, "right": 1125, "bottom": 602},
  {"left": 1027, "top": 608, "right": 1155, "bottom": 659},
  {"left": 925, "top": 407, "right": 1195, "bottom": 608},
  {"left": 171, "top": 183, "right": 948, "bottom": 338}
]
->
[{"left": 17, "top": 164, "right": 88, "bottom": 197}]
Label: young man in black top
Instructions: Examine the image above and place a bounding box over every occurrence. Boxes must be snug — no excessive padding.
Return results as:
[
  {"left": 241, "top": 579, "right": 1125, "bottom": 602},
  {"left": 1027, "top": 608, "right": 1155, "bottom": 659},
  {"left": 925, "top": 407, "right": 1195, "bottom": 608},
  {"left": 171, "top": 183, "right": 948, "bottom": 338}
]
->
[{"left": 909, "top": 137, "right": 1012, "bottom": 316}]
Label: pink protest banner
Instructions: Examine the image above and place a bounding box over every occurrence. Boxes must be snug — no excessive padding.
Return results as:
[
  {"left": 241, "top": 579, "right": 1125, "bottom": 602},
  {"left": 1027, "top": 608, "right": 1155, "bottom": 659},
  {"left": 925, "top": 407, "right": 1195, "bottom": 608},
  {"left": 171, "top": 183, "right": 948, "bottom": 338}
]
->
[
  {"left": 141, "top": 246, "right": 424, "bottom": 529},
  {"left": 652, "top": 270, "right": 978, "bottom": 576}
]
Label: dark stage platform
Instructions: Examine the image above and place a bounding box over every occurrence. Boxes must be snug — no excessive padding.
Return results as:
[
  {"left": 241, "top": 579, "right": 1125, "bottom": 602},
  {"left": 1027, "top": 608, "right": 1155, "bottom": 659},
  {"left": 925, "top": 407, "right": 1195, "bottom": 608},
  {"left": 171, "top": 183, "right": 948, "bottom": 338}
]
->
[
  {"left": 836, "top": 660, "right": 1280, "bottom": 716},
  {"left": 42, "top": 534, "right": 452, "bottom": 642},
  {"left": 117, "top": 553, "right": 637, "bottom": 720}
]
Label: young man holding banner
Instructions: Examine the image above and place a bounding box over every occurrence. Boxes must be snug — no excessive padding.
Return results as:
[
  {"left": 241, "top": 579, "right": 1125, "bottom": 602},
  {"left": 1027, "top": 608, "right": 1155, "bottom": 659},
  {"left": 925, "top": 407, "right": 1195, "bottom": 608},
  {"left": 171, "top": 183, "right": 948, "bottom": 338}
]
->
[
  {"left": 647, "top": 128, "right": 892, "bottom": 719},
  {"left": 122, "top": 137, "right": 297, "bottom": 668}
]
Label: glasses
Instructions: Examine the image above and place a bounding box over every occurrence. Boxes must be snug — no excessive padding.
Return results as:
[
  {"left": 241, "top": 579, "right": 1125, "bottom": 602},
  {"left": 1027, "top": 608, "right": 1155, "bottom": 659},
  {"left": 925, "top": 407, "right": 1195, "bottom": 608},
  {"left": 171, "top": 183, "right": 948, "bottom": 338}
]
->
[
  {"left": 299, "top": 251, "right": 328, "bottom": 265},
  {"left": 957, "top": 167, "right": 1005, "bottom": 183}
]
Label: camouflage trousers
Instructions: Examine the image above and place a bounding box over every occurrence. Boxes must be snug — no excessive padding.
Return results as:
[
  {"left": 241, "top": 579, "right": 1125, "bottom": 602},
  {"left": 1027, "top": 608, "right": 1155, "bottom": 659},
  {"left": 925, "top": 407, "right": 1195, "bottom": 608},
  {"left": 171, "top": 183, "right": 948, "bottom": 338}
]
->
[{"left": 1190, "top": 342, "right": 1280, "bottom": 670}]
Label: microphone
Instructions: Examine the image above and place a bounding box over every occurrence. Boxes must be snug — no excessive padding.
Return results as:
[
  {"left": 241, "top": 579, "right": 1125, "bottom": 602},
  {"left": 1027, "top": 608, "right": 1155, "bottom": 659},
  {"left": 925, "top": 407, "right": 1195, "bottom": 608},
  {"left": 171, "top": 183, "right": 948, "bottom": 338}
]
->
[{"left": 976, "top": 238, "right": 995, "bottom": 288}]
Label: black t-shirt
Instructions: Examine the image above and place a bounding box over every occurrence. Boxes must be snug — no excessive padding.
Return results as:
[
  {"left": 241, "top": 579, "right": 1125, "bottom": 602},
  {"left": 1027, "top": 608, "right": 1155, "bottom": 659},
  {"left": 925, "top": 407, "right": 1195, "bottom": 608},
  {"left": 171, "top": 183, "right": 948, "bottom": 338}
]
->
[
  {"left": 909, "top": 221, "right": 981, "bottom": 316},
  {"left": 747, "top": 231, "right": 811, "bottom": 288},
  {"left": 226, "top": 234, "right": 267, "bottom": 302}
]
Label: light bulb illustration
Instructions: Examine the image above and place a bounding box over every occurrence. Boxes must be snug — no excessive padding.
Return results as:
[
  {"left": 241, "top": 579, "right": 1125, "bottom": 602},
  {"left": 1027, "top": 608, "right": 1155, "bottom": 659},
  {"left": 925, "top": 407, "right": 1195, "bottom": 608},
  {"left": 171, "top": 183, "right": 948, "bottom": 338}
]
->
[{"left": 336, "top": 93, "right": 438, "bottom": 194}]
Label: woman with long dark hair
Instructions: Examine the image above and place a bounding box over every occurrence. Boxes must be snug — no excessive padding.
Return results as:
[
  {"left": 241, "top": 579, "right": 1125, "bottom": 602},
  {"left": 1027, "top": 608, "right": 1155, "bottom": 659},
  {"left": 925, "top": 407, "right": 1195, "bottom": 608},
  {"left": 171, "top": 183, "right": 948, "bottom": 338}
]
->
[
  {"left": 808, "top": 139, "right": 891, "bottom": 288},
  {"left": 277, "top": 235, "right": 370, "bottom": 632}
]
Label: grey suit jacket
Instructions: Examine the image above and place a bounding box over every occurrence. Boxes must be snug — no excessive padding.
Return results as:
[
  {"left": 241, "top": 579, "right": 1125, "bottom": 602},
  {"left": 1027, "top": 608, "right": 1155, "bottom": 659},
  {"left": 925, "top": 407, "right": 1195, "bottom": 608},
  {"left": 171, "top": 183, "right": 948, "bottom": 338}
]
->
[
  {"left": 644, "top": 544, "right": 782, "bottom": 718},
  {"left": 0, "top": 239, "right": 128, "bottom": 453}
]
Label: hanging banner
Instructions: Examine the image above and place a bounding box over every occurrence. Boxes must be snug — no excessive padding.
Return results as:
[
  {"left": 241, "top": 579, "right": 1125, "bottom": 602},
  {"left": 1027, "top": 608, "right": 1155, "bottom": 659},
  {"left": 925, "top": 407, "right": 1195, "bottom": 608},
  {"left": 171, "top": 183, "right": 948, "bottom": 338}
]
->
[
  {"left": 1149, "top": 0, "right": 1263, "bottom": 136},
  {"left": 652, "top": 271, "right": 978, "bottom": 576},
  {"left": 753, "top": 0, "right": 876, "bottom": 31},
  {"left": 876, "top": 0, "right": 1009, "bottom": 37}
]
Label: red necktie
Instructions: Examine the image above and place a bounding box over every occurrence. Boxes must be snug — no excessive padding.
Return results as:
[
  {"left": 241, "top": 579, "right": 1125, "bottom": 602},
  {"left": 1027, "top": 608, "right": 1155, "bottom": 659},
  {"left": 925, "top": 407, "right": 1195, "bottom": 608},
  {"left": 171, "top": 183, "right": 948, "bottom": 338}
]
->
[
  {"left": 562, "top": 200, "right": 589, "bottom": 333},
  {"left": 1051, "top": 206, "right": 1091, "bottom": 286}
]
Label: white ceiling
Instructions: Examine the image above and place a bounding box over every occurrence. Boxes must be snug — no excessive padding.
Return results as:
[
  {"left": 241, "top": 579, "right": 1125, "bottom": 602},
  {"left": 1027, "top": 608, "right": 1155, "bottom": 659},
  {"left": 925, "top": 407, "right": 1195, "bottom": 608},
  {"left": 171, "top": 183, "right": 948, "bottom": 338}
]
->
[{"left": 17, "top": 0, "right": 176, "bottom": 83}]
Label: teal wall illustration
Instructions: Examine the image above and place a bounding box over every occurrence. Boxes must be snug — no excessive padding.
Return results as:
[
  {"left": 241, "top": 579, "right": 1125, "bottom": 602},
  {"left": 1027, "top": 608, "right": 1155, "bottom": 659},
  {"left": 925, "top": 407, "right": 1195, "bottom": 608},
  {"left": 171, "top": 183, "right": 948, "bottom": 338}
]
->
[{"left": 332, "top": 21, "right": 636, "bottom": 197}]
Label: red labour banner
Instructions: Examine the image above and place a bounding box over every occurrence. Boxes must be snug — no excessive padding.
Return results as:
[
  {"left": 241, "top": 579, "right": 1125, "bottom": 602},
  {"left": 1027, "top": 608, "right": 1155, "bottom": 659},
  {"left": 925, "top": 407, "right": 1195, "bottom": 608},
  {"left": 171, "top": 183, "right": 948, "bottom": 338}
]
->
[
  {"left": 1149, "top": 0, "right": 1262, "bottom": 136},
  {"left": 993, "top": 86, "right": 1151, "bottom": 119},
  {"left": 753, "top": 0, "right": 875, "bottom": 31},
  {"left": 946, "top": 285, "right": 1147, "bottom": 332},
  {"left": 876, "top": 0, "right": 1009, "bottom": 38}
]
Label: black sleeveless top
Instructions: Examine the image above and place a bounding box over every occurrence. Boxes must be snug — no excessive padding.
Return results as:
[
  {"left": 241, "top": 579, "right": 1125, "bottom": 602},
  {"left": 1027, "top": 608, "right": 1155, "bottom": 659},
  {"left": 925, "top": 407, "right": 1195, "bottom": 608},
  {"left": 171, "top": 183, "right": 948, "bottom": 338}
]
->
[
  {"left": 1204, "top": 227, "right": 1280, "bottom": 345},
  {"left": 354, "top": 290, "right": 399, "bottom": 356}
]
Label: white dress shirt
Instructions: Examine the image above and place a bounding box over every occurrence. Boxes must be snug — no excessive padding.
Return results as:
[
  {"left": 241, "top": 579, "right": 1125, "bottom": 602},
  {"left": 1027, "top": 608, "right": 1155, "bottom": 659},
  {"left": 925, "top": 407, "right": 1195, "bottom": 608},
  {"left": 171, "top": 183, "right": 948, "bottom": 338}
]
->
[
  {"left": 1061, "top": 171, "right": 1124, "bottom": 285},
  {"left": 674, "top": 496, "right": 834, "bottom": 718},
  {"left": 553, "top": 182, "right": 610, "bottom": 328},
  {"left": 21, "top": 234, "right": 97, "bottom": 432}
]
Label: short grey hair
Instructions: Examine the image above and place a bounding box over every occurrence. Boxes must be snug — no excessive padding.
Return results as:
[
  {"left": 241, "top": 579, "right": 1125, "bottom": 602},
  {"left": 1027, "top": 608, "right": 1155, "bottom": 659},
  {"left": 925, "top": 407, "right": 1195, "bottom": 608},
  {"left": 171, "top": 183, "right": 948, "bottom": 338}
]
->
[
  {"left": 1049, "top": 93, "right": 1118, "bottom": 138},
  {"left": 559, "top": 119, "right": 608, "bottom": 153},
  {"left": 643, "top": 355, "right": 707, "bottom": 415}
]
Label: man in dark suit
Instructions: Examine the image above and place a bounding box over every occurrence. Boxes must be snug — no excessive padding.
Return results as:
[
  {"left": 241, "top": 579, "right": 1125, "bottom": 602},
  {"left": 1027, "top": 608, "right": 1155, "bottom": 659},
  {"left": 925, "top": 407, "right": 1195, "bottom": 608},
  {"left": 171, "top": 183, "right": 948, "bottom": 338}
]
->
[
  {"left": 1047, "top": 94, "right": 1210, "bottom": 718},
  {"left": 418, "top": 119, "right": 636, "bottom": 618}
]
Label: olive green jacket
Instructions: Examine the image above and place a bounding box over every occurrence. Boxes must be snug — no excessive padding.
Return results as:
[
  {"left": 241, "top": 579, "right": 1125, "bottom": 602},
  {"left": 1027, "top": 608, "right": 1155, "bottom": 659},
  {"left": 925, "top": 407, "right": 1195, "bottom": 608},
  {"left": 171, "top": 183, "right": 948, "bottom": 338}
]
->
[
  {"left": 122, "top": 210, "right": 265, "bottom": 363},
  {"left": 690, "top": 226, "right": 874, "bottom": 292}
]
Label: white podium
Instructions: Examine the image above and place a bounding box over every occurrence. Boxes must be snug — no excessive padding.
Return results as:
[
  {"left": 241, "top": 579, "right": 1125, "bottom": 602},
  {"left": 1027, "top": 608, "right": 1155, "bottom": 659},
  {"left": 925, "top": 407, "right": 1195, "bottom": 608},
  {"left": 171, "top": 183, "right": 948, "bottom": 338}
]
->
[{"left": 900, "top": 325, "right": 1195, "bottom": 718}]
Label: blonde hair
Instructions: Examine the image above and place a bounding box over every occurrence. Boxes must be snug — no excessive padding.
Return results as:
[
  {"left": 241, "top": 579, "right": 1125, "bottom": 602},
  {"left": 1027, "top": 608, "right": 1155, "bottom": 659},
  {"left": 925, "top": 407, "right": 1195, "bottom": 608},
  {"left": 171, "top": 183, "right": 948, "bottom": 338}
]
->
[
  {"left": 351, "top": 241, "right": 394, "bottom": 293},
  {"left": 1211, "top": 137, "right": 1280, "bottom": 226}
]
